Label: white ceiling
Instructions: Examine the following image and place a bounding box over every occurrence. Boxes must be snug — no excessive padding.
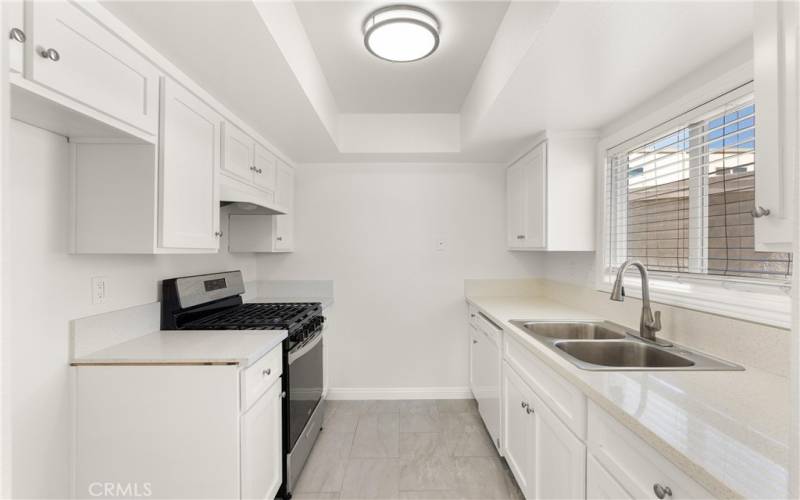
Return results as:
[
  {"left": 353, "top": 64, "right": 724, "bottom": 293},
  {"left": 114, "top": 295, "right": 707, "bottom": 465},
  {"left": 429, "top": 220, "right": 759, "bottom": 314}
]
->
[
  {"left": 102, "top": 1, "right": 755, "bottom": 163},
  {"left": 295, "top": 1, "right": 509, "bottom": 113}
]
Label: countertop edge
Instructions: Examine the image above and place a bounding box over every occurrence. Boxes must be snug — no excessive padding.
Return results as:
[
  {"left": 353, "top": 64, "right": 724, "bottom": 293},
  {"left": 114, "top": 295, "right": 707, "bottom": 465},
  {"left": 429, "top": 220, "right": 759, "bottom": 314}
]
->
[{"left": 465, "top": 295, "right": 744, "bottom": 500}]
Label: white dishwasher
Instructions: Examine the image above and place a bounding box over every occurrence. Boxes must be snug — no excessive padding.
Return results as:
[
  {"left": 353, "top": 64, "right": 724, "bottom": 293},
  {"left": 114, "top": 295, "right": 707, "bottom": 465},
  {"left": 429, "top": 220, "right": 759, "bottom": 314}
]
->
[{"left": 470, "top": 312, "right": 502, "bottom": 452}]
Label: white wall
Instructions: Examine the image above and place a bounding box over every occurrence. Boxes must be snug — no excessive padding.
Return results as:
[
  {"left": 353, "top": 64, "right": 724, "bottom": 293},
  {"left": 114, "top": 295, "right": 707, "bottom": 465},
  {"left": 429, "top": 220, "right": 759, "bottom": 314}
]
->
[
  {"left": 257, "top": 163, "right": 542, "bottom": 395},
  {"left": 3, "top": 120, "right": 258, "bottom": 498}
]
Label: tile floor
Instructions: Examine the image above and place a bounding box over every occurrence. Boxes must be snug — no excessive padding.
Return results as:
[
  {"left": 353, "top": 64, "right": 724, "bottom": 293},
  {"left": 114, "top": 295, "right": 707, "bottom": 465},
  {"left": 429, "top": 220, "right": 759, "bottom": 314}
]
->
[{"left": 292, "top": 399, "right": 523, "bottom": 500}]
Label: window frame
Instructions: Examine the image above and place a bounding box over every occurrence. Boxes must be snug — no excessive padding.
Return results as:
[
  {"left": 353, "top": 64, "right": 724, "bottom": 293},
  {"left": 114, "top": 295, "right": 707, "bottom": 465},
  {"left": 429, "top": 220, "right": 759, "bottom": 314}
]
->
[{"left": 596, "top": 80, "right": 791, "bottom": 329}]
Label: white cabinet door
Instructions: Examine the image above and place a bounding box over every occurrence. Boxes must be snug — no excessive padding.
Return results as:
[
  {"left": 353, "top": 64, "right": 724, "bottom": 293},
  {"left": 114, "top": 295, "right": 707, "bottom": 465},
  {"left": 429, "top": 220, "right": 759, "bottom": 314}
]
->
[
  {"left": 502, "top": 361, "right": 536, "bottom": 497},
  {"left": 222, "top": 122, "right": 256, "bottom": 182},
  {"left": 159, "top": 78, "right": 220, "bottom": 250},
  {"left": 523, "top": 143, "right": 547, "bottom": 248},
  {"left": 506, "top": 160, "right": 526, "bottom": 247},
  {"left": 274, "top": 161, "right": 294, "bottom": 251},
  {"left": 507, "top": 143, "right": 547, "bottom": 249},
  {"left": 27, "top": 0, "right": 159, "bottom": 134},
  {"left": 587, "top": 454, "right": 632, "bottom": 500},
  {"left": 753, "top": 1, "right": 797, "bottom": 250},
  {"left": 530, "top": 389, "right": 586, "bottom": 499},
  {"left": 241, "top": 381, "right": 282, "bottom": 500},
  {"left": 253, "top": 144, "right": 277, "bottom": 192},
  {"left": 6, "top": 1, "right": 24, "bottom": 74}
]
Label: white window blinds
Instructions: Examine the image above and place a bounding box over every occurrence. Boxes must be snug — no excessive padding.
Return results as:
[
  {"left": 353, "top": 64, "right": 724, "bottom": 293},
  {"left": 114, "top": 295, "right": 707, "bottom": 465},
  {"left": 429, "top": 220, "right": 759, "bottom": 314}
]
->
[{"left": 606, "top": 89, "right": 792, "bottom": 282}]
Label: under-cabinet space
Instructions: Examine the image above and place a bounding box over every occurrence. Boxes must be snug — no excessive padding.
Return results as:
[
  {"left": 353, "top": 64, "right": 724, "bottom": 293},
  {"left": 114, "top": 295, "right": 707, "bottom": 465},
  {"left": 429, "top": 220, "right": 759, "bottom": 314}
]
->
[{"left": 507, "top": 132, "right": 596, "bottom": 251}]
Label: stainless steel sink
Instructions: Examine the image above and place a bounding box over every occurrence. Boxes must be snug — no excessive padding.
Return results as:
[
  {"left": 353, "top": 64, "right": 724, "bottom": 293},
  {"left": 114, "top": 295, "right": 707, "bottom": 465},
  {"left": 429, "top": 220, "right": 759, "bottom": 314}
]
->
[
  {"left": 509, "top": 320, "right": 743, "bottom": 371},
  {"left": 556, "top": 340, "right": 694, "bottom": 369},
  {"left": 510, "top": 320, "right": 626, "bottom": 340}
]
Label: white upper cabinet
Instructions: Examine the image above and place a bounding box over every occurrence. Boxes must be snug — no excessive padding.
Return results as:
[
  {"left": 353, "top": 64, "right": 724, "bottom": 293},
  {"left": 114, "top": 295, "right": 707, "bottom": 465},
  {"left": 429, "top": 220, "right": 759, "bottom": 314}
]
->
[
  {"left": 6, "top": 1, "right": 25, "bottom": 74},
  {"left": 274, "top": 160, "right": 295, "bottom": 250},
  {"left": 159, "top": 78, "right": 221, "bottom": 250},
  {"left": 753, "top": 1, "right": 797, "bottom": 251},
  {"left": 507, "top": 132, "right": 597, "bottom": 251},
  {"left": 254, "top": 144, "right": 278, "bottom": 192},
  {"left": 26, "top": 0, "right": 159, "bottom": 135},
  {"left": 222, "top": 122, "right": 278, "bottom": 198}
]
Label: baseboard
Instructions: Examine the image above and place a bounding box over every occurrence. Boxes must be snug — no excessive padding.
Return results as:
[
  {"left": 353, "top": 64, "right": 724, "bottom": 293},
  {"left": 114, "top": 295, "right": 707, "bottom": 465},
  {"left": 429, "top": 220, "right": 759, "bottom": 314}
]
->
[{"left": 326, "top": 386, "right": 473, "bottom": 400}]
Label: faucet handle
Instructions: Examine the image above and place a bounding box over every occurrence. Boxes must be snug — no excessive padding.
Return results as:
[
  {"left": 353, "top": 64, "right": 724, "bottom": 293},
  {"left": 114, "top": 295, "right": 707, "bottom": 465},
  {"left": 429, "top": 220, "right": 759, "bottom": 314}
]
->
[{"left": 652, "top": 311, "right": 662, "bottom": 332}]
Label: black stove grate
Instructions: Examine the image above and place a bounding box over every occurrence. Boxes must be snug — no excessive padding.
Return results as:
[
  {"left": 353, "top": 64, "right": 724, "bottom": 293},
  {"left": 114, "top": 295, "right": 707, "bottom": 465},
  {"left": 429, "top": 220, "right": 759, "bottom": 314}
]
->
[{"left": 181, "top": 302, "right": 321, "bottom": 331}]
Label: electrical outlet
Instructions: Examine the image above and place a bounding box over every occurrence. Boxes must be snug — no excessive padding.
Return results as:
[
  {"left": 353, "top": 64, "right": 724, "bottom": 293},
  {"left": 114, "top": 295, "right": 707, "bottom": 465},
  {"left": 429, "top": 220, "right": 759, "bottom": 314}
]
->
[{"left": 91, "top": 277, "right": 107, "bottom": 305}]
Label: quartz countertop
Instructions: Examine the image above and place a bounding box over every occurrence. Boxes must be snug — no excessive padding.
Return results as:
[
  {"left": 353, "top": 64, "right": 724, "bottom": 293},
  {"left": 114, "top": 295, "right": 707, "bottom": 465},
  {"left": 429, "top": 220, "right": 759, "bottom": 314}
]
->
[
  {"left": 466, "top": 295, "right": 790, "bottom": 499},
  {"left": 71, "top": 330, "right": 287, "bottom": 367}
]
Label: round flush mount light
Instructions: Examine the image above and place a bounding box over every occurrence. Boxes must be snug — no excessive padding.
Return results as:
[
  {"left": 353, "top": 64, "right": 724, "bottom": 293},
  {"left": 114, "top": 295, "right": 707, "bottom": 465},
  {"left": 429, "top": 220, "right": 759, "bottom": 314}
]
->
[{"left": 363, "top": 5, "right": 440, "bottom": 63}]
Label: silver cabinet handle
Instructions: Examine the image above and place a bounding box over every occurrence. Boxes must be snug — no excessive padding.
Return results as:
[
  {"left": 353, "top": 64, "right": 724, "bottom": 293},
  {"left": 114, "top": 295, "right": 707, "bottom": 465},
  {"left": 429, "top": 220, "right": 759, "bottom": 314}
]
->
[
  {"left": 250, "top": 166, "right": 256, "bottom": 171},
  {"left": 214, "top": 231, "right": 223, "bottom": 237},
  {"left": 751, "top": 206, "right": 771, "bottom": 218},
  {"left": 526, "top": 406, "right": 534, "bottom": 415},
  {"left": 262, "top": 368, "right": 271, "bottom": 376},
  {"left": 280, "top": 391, "right": 286, "bottom": 398},
  {"left": 9, "top": 28, "right": 25, "bottom": 43},
  {"left": 39, "top": 47, "right": 60, "bottom": 61},
  {"left": 276, "top": 236, "right": 283, "bottom": 241},
  {"left": 256, "top": 168, "right": 263, "bottom": 174},
  {"left": 472, "top": 339, "right": 478, "bottom": 344},
  {"left": 521, "top": 401, "right": 528, "bottom": 409},
  {"left": 516, "top": 235, "right": 525, "bottom": 240},
  {"left": 653, "top": 484, "right": 672, "bottom": 499}
]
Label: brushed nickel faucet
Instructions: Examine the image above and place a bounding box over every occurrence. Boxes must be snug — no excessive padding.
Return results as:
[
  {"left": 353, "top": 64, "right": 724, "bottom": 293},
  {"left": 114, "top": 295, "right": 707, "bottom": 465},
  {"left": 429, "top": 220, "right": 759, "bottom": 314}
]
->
[{"left": 610, "top": 259, "right": 671, "bottom": 346}]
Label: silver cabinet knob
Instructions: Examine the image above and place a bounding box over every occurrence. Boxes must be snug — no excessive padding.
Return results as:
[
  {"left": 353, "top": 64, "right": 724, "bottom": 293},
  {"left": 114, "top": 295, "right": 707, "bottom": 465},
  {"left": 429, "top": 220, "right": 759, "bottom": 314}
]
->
[
  {"left": 276, "top": 236, "right": 283, "bottom": 241},
  {"left": 214, "top": 231, "right": 223, "bottom": 238},
  {"left": 262, "top": 368, "right": 271, "bottom": 376},
  {"left": 516, "top": 234, "right": 525, "bottom": 240},
  {"left": 751, "top": 206, "right": 771, "bottom": 218},
  {"left": 520, "top": 401, "right": 528, "bottom": 409},
  {"left": 39, "top": 47, "right": 60, "bottom": 61},
  {"left": 472, "top": 339, "right": 478, "bottom": 344},
  {"left": 9, "top": 28, "right": 26, "bottom": 43},
  {"left": 249, "top": 166, "right": 256, "bottom": 172},
  {"left": 653, "top": 484, "right": 672, "bottom": 499},
  {"left": 526, "top": 406, "right": 534, "bottom": 415},
  {"left": 256, "top": 168, "right": 263, "bottom": 174}
]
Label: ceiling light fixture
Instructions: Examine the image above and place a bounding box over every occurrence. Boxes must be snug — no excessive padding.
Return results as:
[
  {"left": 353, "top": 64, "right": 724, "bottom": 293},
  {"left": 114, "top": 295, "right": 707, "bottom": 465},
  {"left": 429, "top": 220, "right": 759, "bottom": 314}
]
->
[{"left": 363, "top": 5, "right": 440, "bottom": 63}]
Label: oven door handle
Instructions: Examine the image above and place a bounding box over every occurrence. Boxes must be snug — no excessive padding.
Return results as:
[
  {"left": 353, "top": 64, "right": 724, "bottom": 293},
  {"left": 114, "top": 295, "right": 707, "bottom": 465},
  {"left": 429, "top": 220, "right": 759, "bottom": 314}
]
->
[{"left": 288, "top": 330, "right": 323, "bottom": 365}]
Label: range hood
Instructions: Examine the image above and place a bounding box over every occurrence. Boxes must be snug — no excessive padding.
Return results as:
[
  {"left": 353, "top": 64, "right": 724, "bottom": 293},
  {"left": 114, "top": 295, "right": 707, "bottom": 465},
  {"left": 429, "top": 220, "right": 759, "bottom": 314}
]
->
[{"left": 219, "top": 174, "right": 287, "bottom": 214}]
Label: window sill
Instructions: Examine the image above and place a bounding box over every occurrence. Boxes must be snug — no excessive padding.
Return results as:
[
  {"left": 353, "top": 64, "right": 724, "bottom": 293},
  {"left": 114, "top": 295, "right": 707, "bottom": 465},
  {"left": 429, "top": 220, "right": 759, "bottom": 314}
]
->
[{"left": 596, "top": 274, "right": 791, "bottom": 329}]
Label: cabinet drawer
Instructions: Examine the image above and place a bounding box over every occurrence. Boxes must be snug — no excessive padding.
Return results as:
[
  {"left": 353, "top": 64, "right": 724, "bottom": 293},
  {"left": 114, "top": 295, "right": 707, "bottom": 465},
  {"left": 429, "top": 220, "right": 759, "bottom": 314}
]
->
[
  {"left": 504, "top": 334, "right": 586, "bottom": 438},
  {"left": 28, "top": 0, "right": 159, "bottom": 134},
  {"left": 587, "top": 401, "right": 713, "bottom": 499},
  {"left": 242, "top": 346, "right": 282, "bottom": 411}
]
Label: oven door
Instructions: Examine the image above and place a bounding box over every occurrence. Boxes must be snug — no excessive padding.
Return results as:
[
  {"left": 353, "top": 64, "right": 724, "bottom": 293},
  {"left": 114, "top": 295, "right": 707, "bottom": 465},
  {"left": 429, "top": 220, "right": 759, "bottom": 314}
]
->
[{"left": 287, "top": 329, "right": 323, "bottom": 450}]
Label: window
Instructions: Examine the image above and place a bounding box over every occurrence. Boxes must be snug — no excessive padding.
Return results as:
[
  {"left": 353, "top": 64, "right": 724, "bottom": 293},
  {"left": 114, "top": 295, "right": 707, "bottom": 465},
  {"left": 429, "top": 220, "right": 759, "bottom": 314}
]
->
[{"left": 605, "top": 87, "right": 792, "bottom": 285}]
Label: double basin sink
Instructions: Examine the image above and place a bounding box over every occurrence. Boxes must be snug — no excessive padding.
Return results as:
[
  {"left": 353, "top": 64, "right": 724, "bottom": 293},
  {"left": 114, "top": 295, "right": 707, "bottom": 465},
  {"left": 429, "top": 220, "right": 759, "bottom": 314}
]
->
[{"left": 509, "top": 320, "right": 743, "bottom": 371}]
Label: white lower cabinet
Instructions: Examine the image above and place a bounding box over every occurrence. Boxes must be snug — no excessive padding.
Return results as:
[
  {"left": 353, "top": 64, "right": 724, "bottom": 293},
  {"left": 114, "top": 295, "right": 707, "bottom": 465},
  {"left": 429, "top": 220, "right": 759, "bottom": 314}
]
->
[
  {"left": 74, "top": 349, "right": 283, "bottom": 499},
  {"left": 587, "top": 454, "right": 632, "bottom": 500},
  {"left": 502, "top": 361, "right": 586, "bottom": 499},
  {"left": 241, "top": 381, "right": 283, "bottom": 500},
  {"left": 587, "top": 401, "right": 713, "bottom": 500}
]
